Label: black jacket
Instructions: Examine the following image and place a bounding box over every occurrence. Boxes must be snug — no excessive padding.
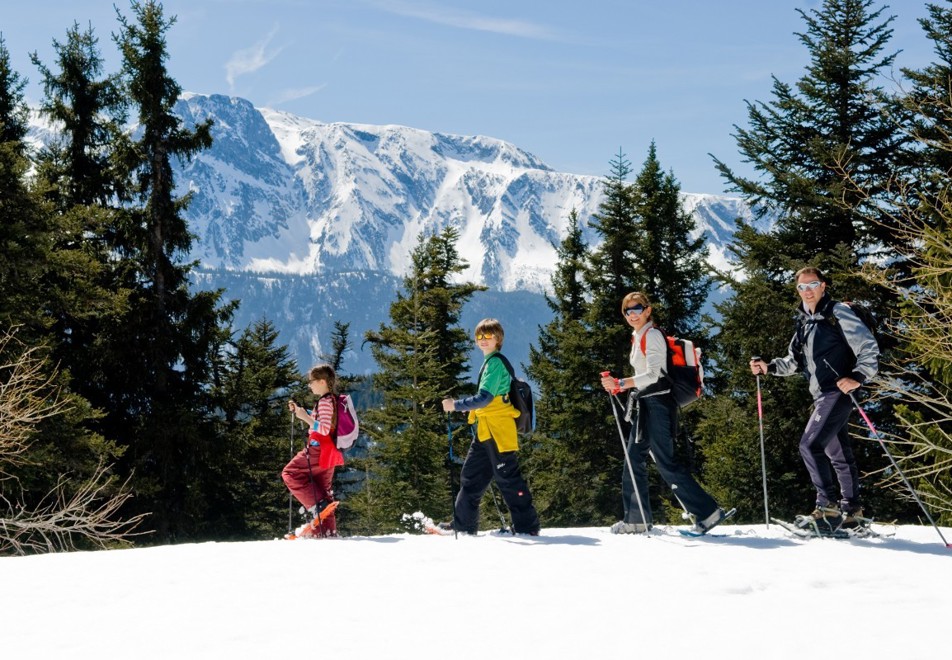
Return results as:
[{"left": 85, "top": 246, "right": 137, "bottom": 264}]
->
[{"left": 769, "top": 293, "right": 879, "bottom": 398}]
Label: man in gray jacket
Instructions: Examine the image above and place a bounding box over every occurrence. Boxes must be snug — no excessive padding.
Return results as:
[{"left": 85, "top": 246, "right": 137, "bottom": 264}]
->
[{"left": 750, "top": 267, "right": 879, "bottom": 529}]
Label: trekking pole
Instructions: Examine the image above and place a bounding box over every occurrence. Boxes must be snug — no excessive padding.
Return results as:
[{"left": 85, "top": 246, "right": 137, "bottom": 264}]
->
[
  {"left": 289, "top": 408, "right": 295, "bottom": 534},
  {"left": 601, "top": 372, "right": 649, "bottom": 532},
  {"left": 462, "top": 423, "right": 512, "bottom": 534},
  {"left": 668, "top": 483, "right": 694, "bottom": 523},
  {"left": 299, "top": 400, "right": 325, "bottom": 537},
  {"left": 490, "top": 482, "right": 512, "bottom": 534},
  {"left": 303, "top": 440, "right": 325, "bottom": 537},
  {"left": 446, "top": 413, "right": 458, "bottom": 540},
  {"left": 823, "top": 359, "right": 950, "bottom": 548},
  {"left": 752, "top": 356, "right": 770, "bottom": 527}
]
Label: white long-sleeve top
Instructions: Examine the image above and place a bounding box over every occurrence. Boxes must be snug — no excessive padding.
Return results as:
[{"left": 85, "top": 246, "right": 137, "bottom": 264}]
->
[{"left": 628, "top": 321, "right": 668, "bottom": 392}]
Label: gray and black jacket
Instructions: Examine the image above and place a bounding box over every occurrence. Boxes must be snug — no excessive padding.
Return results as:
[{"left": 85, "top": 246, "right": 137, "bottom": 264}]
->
[{"left": 768, "top": 293, "right": 879, "bottom": 399}]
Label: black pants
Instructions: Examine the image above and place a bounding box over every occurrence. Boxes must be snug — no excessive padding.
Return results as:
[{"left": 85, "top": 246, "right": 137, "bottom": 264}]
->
[
  {"left": 799, "top": 390, "right": 860, "bottom": 508},
  {"left": 623, "top": 394, "right": 719, "bottom": 524},
  {"left": 454, "top": 436, "right": 540, "bottom": 534}
]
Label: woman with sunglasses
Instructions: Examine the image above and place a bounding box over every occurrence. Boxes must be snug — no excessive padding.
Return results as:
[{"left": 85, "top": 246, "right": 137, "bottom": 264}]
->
[
  {"left": 440, "top": 318, "right": 540, "bottom": 536},
  {"left": 600, "top": 292, "right": 726, "bottom": 534},
  {"left": 749, "top": 266, "right": 879, "bottom": 531}
]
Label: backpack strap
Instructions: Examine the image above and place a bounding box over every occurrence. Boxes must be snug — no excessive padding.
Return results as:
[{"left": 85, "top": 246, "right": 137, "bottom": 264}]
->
[
  {"left": 793, "top": 296, "right": 857, "bottom": 370},
  {"left": 317, "top": 392, "right": 339, "bottom": 438},
  {"left": 494, "top": 353, "right": 517, "bottom": 380},
  {"left": 638, "top": 326, "right": 666, "bottom": 357},
  {"left": 476, "top": 353, "right": 515, "bottom": 387},
  {"left": 634, "top": 327, "right": 673, "bottom": 397},
  {"left": 792, "top": 315, "right": 806, "bottom": 369}
]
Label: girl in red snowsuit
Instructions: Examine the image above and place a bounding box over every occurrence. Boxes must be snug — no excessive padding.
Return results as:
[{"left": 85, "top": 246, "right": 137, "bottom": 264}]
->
[{"left": 285, "top": 364, "right": 344, "bottom": 536}]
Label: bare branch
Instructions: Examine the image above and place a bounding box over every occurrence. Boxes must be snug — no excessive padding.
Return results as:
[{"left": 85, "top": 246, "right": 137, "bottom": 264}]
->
[
  {"left": 0, "top": 327, "right": 150, "bottom": 555},
  {"left": 0, "top": 464, "right": 149, "bottom": 555},
  {"left": 0, "top": 329, "right": 73, "bottom": 477}
]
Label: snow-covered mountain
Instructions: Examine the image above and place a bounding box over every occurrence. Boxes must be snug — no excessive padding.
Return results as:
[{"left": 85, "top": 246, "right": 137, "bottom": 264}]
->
[
  {"left": 30, "top": 93, "right": 758, "bottom": 374},
  {"left": 169, "top": 94, "right": 758, "bottom": 374},
  {"left": 175, "top": 94, "right": 754, "bottom": 292}
]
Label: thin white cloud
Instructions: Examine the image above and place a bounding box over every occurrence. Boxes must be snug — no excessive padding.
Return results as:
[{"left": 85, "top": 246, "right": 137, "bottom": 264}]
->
[
  {"left": 369, "top": 0, "right": 562, "bottom": 41},
  {"left": 225, "top": 25, "right": 284, "bottom": 88},
  {"left": 270, "top": 84, "right": 327, "bottom": 106}
]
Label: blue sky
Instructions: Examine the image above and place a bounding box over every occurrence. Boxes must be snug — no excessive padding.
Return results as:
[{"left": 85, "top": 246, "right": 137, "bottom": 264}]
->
[{"left": 1, "top": 0, "right": 937, "bottom": 194}]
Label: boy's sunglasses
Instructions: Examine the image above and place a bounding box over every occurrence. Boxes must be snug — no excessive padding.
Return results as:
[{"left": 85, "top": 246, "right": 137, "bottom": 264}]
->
[
  {"left": 796, "top": 280, "right": 823, "bottom": 292},
  {"left": 475, "top": 333, "right": 495, "bottom": 341},
  {"left": 623, "top": 305, "right": 646, "bottom": 316}
]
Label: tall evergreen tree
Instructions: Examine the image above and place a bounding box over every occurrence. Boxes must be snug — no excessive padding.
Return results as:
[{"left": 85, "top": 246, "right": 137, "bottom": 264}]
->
[
  {"left": 204, "top": 320, "right": 298, "bottom": 539},
  {"left": 898, "top": 1, "right": 952, "bottom": 214},
  {"left": 0, "top": 38, "right": 130, "bottom": 544},
  {"left": 348, "top": 227, "right": 482, "bottom": 534},
  {"left": 30, "top": 22, "right": 126, "bottom": 209},
  {"left": 29, "top": 22, "right": 130, "bottom": 420},
  {"left": 529, "top": 144, "right": 714, "bottom": 526},
  {"left": 712, "top": 0, "right": 905, "bottom": 263},
  {"left": 703, "top": 0, "right": 909, "bottom": 521},
  {"left": 103, "top": 1, "right": 234, "bottom": 542},
  {"left": 632, "top": 142, "right": 709, "bottom": 338},
  {"left": 524, "top": 210, "right": 612, "bottom": 524},
  {"left": 0, "top": 36, "right": 48, "bottom": 333},
  {"left": 0, "top": 36, "right": 28, "bottom": 148},
  {"left": 585, "top": 148, "right": 643, "bottom": 358},
  {"left": 581, "top": 149, "right": 651, "bottom": 522}
]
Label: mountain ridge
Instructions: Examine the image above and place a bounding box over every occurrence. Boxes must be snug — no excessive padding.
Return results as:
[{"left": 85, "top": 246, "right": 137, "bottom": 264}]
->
[
  {"left": 28, "top": 93, "right": 759, "bottom": 373},
  {"left": 174, "top": 94, "right": 755, "bottom": 295}
]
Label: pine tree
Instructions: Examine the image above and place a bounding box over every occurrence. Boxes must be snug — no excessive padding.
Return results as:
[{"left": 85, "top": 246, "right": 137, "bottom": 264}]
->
[
  {"left": 632, "top": 142, "right": 709, "bottom": 338},
  {"left": 29, "top": 21, "right": 130, "bottom": 425},
  {"left": 0, "top": 36, "right": 28, "bottom": 148},
  {"left": 524, "top": 210, "right": 612, "bottom": 525},
  {"left": 204, "top": 320, "right": 299, "bottom": 539},
  {"left": 712, "top": 0, "right": 905, "bottom": 263},
  {"left": 347, "top": 227, "right": 482, "bottom": 534},
  {"left": 105, "top": 1, "right": 234, "bottom": 541},
  {"left": 320, "top": 321, "right": 351, "bottom": 373},
  {"left": 30, "top": 21, "right": 126, "bottom": 209},
  {"left": 703, "top": 0, "right": 909, "bottom": 521},
  {"left": 580, "top": 149, "right": 653, "bottom": 522},
  {"left": 585, "top": 148, "right": 643, "bottom": 358},
  {"left": 0, "top": 36, "right": 49, "bottom": 334},
  {"left": 527, "top": 145, "right": 716, "bottom": 526},
  {"left": 0, "top": 39, "right": 132, "bottom": 546},
  {"left": 898, "top": 1, "right": 952, "bottom": 215}
]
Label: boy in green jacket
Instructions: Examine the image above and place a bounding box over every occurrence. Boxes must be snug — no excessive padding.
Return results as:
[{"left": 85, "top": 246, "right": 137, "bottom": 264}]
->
[{"left": 441, "top": 318, "right": 540, "bottom": 535}]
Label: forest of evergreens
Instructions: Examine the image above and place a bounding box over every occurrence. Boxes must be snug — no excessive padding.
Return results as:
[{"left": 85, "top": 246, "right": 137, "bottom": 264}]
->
[{"left": 2, "top": 0, "right": 952, "bottom": 553}]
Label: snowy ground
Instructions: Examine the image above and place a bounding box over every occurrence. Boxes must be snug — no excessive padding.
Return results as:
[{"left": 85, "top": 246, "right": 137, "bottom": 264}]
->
[{"left": 3, "top": 521, "right": 950, "bottom": 659}]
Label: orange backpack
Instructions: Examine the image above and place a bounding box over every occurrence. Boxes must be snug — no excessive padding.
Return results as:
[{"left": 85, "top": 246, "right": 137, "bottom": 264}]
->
[{"left": 639, "top": 329, "right": 704, "bottom": 408}]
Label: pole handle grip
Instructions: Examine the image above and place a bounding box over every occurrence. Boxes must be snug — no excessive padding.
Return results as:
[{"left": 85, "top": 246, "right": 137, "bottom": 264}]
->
[{"left": 600, "top": 371, "right": 621, "bottom": 395}]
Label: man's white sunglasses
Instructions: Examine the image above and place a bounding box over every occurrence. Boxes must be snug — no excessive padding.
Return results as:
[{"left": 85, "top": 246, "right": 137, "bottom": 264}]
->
[{"left": 796, "top": 280, "right": 823, "bottom": 292}]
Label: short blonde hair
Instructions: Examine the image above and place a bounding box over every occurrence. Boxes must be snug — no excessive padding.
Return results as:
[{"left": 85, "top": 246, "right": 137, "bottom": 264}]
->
[
  {"left": 794, "top": 266, "right": 826, "bottom": 283},
  {"left": 475, "top": 318, "right": 505, "bottom": 348},
  {"left": 620, "top": 292, "right": 651, "bottom": 316}
]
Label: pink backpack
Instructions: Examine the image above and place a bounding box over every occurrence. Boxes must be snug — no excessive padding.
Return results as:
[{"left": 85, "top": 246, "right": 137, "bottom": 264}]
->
[{"left": 333, "top": 394, "right": 360, "bottom": 450}]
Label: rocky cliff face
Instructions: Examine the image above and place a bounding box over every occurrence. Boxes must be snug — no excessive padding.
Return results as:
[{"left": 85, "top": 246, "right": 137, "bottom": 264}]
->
[{"left": 175, "top": 94, "right": 754, "bottom": 293}]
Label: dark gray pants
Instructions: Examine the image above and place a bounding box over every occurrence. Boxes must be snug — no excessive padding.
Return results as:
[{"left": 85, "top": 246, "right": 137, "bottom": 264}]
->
[
  {"left": 623, "top": 394, "right": 719, "bottom": 524},
  {"left": 454, "top": 437, "right": 540, "bottom": 535},
  {"left": 799, "top": 390, "right": 860, "bottom": 508}
]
